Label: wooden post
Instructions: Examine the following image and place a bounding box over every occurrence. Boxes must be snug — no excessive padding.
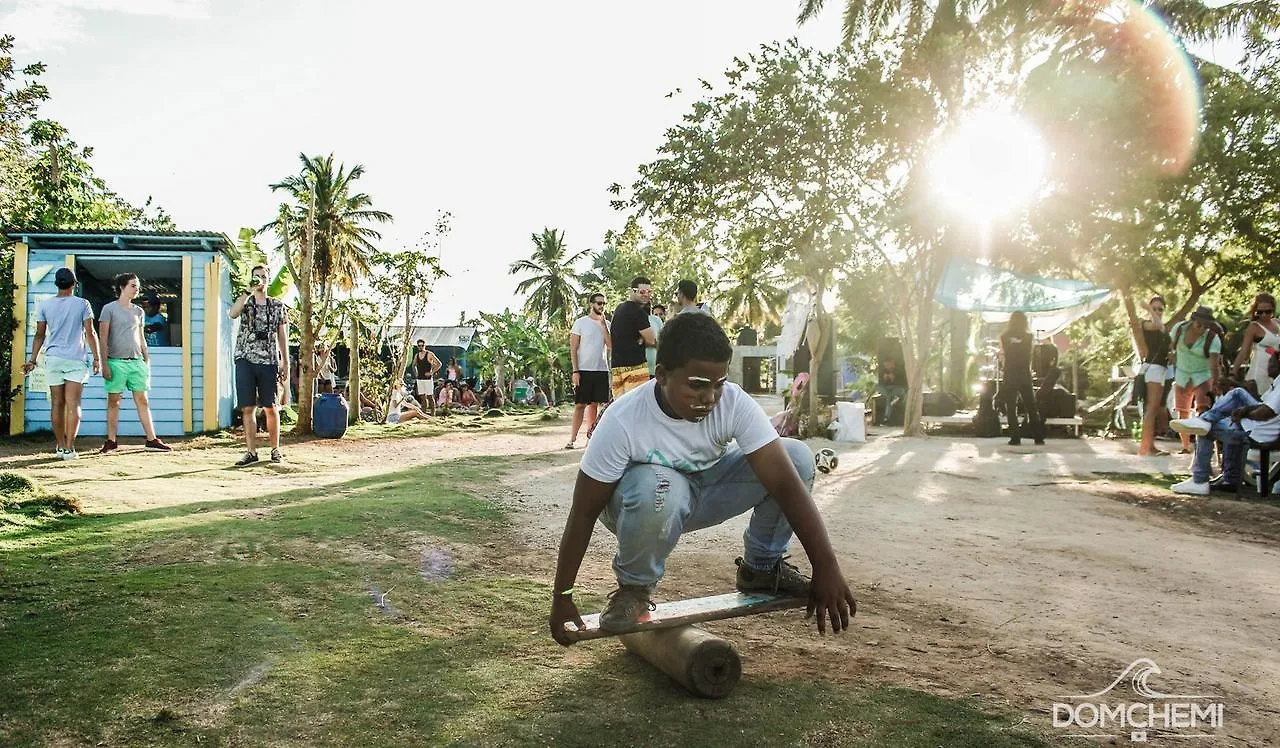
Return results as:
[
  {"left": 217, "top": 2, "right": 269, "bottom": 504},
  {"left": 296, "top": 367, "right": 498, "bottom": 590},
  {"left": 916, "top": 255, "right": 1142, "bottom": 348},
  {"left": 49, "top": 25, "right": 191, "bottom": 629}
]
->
[
  {"left": 619, "top": 625, "right": 741, "bottom": 698},
  {"left": 348, "top": 315, "right": 361, "bottom": 425}
]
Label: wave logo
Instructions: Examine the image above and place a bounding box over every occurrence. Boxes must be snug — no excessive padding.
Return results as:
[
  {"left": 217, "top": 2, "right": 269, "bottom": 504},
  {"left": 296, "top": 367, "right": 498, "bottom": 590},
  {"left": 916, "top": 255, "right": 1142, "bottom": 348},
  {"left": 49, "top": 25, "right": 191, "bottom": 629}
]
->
[{"left": 1053, "top": 658, "right": 1225, "bottom": 743}]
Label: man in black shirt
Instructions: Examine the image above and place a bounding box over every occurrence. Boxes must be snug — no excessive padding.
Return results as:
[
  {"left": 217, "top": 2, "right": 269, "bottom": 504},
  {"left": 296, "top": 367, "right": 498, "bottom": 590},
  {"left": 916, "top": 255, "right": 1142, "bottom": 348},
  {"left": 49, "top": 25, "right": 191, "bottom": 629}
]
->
[
  {"left": 610, "top": 276, "right": 658, "bottom": 395},
  {"left": 412, "top": 340, "right": 442, "bottom": 414},
  {"left": 586, "top": 277, "right": 657, "bottom": 439}
]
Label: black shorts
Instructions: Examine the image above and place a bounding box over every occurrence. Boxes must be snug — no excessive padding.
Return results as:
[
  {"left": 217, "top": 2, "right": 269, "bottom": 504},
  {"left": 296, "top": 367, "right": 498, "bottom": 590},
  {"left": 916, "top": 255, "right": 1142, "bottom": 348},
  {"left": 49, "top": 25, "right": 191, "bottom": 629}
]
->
[
  {"left": 236, "top": 359, "right": 279, "bottom": 408},
  {"left": 574, "top": 370, "right": 611, "bottom": 404}
]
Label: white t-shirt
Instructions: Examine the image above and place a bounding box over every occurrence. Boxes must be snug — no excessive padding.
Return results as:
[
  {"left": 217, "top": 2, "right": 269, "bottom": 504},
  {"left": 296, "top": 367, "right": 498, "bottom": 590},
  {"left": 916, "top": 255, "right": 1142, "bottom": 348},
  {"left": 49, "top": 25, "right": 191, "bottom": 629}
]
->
[
  {"left": 571, "top": 315, "right": 609, "bottom": 372},
  {"left": 1243, "top": 385, "right": 1280, "bottom": 442},
  {"left": 580, "top": 379, "right": 778, "bottom": 483}
]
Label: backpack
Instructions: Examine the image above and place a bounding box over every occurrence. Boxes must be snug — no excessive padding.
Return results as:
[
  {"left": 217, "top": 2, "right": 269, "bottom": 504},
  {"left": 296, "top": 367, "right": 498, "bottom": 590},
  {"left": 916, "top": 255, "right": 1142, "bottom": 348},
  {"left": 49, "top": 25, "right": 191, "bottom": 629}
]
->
[{"left": 1172, "top": 320, "right": 1222, "bottom": 358}]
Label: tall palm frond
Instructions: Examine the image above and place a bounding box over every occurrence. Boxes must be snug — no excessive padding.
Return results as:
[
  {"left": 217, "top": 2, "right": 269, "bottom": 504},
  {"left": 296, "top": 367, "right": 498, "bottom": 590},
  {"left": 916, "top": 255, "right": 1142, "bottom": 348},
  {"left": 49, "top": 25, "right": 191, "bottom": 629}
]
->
[
  {"left": 508, "top": 228, "right": 590, "bottom": 329},
  {"left": 267, "top": 153, "right": 393, "bottom": 292}
]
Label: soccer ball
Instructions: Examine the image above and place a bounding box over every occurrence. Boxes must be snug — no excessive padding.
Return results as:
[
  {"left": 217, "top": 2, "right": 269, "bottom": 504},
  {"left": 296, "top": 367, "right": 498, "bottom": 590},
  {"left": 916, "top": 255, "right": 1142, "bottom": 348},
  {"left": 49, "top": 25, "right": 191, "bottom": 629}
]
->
[{"left": 815, "top": 448, "right": 838, "bottom": 474}]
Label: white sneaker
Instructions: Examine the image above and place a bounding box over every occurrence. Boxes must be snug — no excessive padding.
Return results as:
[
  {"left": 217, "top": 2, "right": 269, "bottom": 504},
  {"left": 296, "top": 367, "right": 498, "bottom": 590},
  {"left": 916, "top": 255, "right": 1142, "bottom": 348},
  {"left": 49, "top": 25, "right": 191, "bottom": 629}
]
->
[
  {"left": 61, "top": 449, "right": 78, "bottom": 461},
  {"left": 1170, "top": 417, "right": 1211, "bottom": 436},
  {"left": 1171, "top": 477, "right": 1209, "bottom": 495}
]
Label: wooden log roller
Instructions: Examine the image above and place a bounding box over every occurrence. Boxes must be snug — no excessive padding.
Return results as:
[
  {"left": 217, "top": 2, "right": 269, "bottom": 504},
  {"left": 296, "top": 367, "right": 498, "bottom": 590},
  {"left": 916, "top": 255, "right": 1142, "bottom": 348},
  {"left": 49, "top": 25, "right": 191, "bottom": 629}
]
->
[
  {"left": 563, "top": 592, "right": 806, "bottom": 698},
  {"left": 620, "top": 625, "right": 742, "bottom": 698}
]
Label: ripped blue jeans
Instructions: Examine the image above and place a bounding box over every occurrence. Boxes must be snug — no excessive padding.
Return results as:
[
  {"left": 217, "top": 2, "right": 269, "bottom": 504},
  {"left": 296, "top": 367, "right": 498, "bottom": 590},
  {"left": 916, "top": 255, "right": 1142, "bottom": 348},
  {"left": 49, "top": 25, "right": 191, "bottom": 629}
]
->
[{"left": 598, "top": 437, "right": 815, "bottom": 587}]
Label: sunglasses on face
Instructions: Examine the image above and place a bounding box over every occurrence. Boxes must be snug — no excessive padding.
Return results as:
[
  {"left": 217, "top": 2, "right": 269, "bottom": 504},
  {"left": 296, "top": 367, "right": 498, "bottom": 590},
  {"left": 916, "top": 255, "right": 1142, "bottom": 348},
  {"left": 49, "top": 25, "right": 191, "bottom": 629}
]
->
[{"left": 1258, "top": 309, "right": 1275, "bottom": 316}]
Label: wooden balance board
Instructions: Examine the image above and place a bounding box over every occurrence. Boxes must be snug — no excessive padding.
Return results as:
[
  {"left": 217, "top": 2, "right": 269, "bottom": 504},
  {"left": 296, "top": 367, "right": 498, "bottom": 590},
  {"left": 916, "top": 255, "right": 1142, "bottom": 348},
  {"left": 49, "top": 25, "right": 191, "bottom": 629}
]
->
[{"left": 564, "top": 592, "right": 808, "bottom": 698}]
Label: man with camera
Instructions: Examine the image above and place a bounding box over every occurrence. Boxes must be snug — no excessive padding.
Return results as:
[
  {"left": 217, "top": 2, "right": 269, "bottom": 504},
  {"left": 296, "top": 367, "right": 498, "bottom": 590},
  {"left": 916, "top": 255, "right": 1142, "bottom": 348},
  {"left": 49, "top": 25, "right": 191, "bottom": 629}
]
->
[{"left": 227, "top": 264, "right": 290, "bottom": 466}]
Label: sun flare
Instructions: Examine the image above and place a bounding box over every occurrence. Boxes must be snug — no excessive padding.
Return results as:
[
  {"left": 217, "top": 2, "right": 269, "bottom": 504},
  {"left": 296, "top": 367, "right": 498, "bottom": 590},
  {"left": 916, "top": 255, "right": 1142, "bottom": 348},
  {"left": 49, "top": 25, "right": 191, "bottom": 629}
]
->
[{"left": 931, "top": 111, "right": 1047, "bottom": 222}]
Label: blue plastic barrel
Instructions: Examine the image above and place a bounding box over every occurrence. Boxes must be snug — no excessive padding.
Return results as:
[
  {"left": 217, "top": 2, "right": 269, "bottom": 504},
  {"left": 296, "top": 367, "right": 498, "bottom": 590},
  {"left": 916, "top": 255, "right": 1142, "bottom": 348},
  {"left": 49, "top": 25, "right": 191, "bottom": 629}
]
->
[{"left": 312, "top": 393, "right": 348, "bottom": 439}]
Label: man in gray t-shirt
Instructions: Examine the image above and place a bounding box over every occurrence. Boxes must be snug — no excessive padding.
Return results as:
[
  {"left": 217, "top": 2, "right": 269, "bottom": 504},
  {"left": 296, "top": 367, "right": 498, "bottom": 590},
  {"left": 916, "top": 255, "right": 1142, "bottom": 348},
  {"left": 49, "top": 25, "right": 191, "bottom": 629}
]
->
[
  {"left": 97, "top": 273, "right": 170, "bottom": 454},
  {"left": 23, "top": 267, "right": 101, "bottom": 460}
]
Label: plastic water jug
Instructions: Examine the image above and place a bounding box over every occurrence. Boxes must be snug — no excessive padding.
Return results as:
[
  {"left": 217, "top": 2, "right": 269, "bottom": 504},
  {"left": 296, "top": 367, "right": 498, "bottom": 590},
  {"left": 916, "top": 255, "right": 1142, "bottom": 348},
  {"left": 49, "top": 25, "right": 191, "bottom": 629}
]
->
[{"left": 312, "top": 393, "right": 348, "bottom": 439}]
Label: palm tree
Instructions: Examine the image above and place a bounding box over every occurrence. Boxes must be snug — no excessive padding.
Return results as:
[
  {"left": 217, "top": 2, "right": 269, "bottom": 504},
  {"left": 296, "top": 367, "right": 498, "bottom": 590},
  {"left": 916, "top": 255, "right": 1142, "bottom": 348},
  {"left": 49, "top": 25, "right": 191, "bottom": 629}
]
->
[
  {"left": 509, "top": 228, "right": 590, "bottom": 329},
  {"left": 268, "top": 153, "right": 392, "bottom": 300},
  {"left": 716, "top": 252, "right": 788, "bottom": 330}
]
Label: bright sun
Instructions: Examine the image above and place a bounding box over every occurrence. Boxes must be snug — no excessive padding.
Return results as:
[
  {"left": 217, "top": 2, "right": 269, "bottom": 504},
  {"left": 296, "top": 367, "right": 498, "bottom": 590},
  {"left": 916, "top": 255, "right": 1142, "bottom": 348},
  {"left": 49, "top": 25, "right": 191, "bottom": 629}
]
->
[{"left": 930, "top": 111, "right": 1047, "bottom": 222}]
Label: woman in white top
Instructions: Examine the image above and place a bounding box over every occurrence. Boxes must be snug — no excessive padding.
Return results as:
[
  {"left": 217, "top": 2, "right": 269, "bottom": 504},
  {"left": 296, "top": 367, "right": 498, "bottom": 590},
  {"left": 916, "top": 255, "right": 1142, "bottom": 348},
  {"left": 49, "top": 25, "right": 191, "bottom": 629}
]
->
[
  {"left": 1231, "top": 293, "right": 1280, "bottom": 396},
  {"left": 386, "top": 383, "right": 428, "bottom": 425},
  {"left": 314, "top": 343, "right": 337, "bottom": 393}
]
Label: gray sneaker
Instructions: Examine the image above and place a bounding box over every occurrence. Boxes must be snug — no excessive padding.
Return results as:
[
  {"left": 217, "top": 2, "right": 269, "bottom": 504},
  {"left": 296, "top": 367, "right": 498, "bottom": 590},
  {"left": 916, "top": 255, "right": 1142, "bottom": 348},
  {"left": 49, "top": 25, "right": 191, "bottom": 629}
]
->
[
  {"left": 735, "top": 556, "right": 811, "bottom": 597},
  {"left": 598, "top": 585, "right": 656, "bottom": 632}
]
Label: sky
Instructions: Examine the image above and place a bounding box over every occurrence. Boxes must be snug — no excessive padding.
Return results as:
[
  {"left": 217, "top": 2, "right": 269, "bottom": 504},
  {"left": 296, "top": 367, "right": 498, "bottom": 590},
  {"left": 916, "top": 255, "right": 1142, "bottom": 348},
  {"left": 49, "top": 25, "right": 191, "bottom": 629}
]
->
[{"left": 2, "top": 0, "right": 844, "bottom": 324}]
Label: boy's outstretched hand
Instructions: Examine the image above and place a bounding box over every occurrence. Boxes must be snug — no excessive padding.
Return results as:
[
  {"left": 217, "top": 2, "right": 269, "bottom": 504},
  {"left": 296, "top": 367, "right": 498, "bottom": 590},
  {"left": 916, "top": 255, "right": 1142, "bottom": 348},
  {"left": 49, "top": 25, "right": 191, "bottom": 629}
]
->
[{"left": 805, "top": 563, "right": 857, "bottom": 634}]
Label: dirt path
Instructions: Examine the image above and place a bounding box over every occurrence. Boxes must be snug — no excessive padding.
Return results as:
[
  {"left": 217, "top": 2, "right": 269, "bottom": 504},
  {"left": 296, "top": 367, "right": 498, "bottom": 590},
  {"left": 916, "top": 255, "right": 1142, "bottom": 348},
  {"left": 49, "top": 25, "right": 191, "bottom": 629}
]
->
[
  {"left": 495, "top": 428, "right": 1280, "bottom": 745},
  {"left": 13, "top": 423, "right": 1278, "bottom": 744}
]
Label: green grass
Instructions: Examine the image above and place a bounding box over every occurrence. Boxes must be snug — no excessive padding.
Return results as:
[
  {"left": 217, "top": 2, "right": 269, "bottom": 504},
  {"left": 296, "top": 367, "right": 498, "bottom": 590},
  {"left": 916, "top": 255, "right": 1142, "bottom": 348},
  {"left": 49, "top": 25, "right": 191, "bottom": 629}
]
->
[{"left": 0, "top": 456, "right": 1052, "bottom": 747}]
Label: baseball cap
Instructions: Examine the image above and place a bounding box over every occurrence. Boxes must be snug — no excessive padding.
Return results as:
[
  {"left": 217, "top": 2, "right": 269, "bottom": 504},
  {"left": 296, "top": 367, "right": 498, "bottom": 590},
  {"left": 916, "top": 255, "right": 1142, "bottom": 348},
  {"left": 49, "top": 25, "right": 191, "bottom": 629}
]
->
[{"left": 54, "top": 267, "right": 77, "bottom": 290}]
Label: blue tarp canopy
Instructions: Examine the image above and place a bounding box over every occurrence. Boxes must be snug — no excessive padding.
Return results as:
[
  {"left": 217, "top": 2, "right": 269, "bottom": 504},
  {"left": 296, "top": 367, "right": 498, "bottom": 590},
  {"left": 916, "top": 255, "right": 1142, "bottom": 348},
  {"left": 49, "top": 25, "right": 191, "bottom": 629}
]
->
[{"left": 934, "top": 258, "right": 1113, "bottom": 336}]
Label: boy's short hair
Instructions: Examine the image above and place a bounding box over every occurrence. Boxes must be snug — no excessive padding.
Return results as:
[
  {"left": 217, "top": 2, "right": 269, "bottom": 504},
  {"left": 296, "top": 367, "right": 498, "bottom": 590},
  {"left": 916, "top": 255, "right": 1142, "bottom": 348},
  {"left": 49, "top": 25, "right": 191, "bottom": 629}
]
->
[
  {"left": 677, "top": 279, "right": 698, "bottom": 300},
  {"left": 630, "top": 276, "right": 651, "bottom": 289},
  {"left": 656, "top": 310, "right": 732, "bottom": 370}
]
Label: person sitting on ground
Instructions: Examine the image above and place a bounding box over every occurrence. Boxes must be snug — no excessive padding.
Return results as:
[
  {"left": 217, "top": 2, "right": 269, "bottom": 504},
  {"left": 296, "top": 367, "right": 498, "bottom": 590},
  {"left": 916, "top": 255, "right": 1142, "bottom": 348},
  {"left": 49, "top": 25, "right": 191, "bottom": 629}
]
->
[
  {"left": 481, "top": 379, "right": 505, "bottom": 410},
  {"left": 549, "top": 312, "right": 857, "bottom": 644},
  {"left": 386, "top": 382, "right": 428, "bottom": 425},
  {"left": 437, "top": 379, "right": 456, "bottom": 412},
  {"left": 1170, "top": 350, "right": 1280, "bottom": 495},
  {"left": 530, "top": 385, "right": 549, "bottom": 408},
  {"left": 457, "top": 381, "right": 479, "bottom": 411}
]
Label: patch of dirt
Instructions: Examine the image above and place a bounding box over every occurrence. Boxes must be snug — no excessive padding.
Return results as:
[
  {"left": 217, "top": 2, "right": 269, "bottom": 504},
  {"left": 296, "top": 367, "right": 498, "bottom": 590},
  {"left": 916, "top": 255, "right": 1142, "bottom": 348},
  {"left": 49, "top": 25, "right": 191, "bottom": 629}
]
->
[{"left": 494, "top": 428, "right": 1280, "bottom": 746}]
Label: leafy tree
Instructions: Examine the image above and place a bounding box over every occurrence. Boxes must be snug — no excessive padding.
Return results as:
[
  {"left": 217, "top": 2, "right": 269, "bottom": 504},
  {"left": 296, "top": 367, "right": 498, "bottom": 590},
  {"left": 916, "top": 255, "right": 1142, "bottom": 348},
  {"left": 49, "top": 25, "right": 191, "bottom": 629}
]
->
[
  {"left": 267, "top": 153, "right": 393, "bottom": 434},
  {"left": 617, "top": 40, "right": 938, "bottom": 433},
  {"left": 509, "top": 228, "right": 589, "bottom": 329},
  {"left": 0, "top": 33, "right": 171, "bottom": 432},
  {"left": 715, "top": 238, "right": 789, "bottom": 330},
  {"left": 269, "top": 153, "right": 392, "bottom": 306}
]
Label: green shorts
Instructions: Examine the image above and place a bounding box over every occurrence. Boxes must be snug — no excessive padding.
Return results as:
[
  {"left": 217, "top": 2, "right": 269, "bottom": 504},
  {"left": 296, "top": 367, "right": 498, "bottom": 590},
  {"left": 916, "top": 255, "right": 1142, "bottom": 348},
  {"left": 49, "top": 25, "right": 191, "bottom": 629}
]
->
[{"left": 104, "top": 358, "right": 151, "bottom": 394}]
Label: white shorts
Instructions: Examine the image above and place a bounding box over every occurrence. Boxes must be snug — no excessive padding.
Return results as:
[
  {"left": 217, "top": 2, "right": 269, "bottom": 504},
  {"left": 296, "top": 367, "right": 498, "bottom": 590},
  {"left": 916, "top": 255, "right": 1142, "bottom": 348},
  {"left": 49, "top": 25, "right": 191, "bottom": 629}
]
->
[
  {"left": 1139, "top": 363, "right": 1168, "bottom": 381},
  {"left": 416, "top": 379, "right": 433, "bottom": 396}
]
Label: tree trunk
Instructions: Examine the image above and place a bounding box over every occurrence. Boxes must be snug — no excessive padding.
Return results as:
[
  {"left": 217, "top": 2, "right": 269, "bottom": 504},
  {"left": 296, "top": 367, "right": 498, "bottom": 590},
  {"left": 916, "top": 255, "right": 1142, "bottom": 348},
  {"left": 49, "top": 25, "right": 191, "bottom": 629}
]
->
[
  {"left": 292, "top": 207, "right": 317, "bottom": 436},
  {"left": 948, "top": 309, "right": 969, "bottom": 404},
  {"left": 902, "top": 247, "right": 945, "bottom": 437},
  {"left": 803, "top": 279, "right": 830, "bottom": 438},
  {"left": 348, "top": 315, "right": 361, "bottom": 425}
]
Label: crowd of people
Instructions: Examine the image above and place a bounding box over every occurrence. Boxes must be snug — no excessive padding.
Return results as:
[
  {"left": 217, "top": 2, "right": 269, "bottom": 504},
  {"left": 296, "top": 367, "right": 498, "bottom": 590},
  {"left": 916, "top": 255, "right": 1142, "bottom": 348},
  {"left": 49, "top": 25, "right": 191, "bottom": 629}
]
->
[{"left": 1123, "top": 293, "right": 1280, "bottom": 496}]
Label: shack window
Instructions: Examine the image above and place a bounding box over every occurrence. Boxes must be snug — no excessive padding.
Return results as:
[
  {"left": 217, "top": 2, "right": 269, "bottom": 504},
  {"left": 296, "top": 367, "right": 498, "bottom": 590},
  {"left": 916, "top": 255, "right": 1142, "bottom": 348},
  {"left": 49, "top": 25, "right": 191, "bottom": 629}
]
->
[{"left": 74, "top": 256, "right": 183, "bottom": 348}]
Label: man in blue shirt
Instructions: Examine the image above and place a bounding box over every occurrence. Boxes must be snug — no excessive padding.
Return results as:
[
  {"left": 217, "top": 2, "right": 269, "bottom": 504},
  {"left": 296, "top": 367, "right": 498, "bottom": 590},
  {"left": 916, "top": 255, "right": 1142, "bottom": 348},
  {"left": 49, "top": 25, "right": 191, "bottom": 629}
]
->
[{"left": 143, "top": 293, "right": 170, "bottom": 347}]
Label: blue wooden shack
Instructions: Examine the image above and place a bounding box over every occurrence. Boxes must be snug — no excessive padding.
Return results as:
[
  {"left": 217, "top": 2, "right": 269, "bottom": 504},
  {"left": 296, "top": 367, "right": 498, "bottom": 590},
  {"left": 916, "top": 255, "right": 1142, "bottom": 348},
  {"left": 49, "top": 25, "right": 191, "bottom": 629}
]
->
[{"left": 6, "top": 230, "right": 235, "bottom": 437}]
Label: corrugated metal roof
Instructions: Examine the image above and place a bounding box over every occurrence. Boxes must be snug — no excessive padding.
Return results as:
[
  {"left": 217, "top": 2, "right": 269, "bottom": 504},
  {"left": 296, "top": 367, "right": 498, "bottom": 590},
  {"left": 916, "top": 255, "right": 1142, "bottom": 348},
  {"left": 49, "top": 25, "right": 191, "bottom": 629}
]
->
[
  {"left": 388, "top": 325, "right": 477, "bottom": 350},
  {"left": 5, "top": 229, "right": 231, "bottom": 251}
]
